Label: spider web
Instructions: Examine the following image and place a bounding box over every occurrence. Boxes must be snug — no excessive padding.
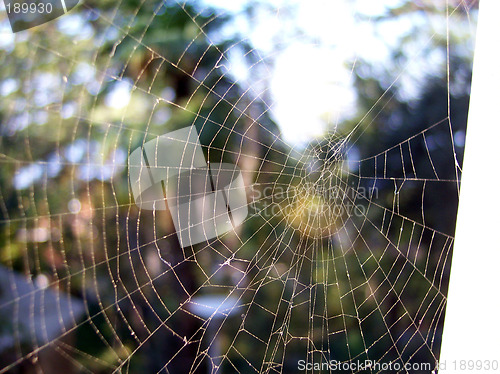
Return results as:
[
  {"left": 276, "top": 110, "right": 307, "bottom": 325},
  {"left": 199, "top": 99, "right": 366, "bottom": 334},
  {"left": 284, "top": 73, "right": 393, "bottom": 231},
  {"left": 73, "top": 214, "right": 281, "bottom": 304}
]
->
[{"left": 0, "top": 0, "right": 478, "bottom": 373}]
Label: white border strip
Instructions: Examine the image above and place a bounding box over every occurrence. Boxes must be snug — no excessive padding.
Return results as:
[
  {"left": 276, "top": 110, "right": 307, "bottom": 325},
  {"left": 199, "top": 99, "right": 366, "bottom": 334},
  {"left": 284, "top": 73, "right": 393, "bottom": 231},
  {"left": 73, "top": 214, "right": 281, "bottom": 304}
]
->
[
  {"left": 439, "top": 0, "right": 500, "bottom": 371},
  {"left": 60, "top": 0, "right": 68, "bottom": 13}
]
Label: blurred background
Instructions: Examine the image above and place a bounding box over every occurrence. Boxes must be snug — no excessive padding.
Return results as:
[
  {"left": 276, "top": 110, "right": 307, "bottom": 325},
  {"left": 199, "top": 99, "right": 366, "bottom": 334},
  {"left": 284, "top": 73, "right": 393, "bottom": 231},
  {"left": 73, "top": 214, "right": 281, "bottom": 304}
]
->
[{"left": 0, "top": 0, "right": 477, "bottom": 372}]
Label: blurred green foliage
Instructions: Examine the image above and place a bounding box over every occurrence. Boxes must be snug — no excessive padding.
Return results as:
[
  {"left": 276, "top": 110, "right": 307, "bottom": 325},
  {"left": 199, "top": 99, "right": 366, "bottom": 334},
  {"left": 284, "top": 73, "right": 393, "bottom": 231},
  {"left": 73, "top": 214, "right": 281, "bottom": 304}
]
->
[{"left": 0, "top": 0, "right": 476, "bottom": 372}]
